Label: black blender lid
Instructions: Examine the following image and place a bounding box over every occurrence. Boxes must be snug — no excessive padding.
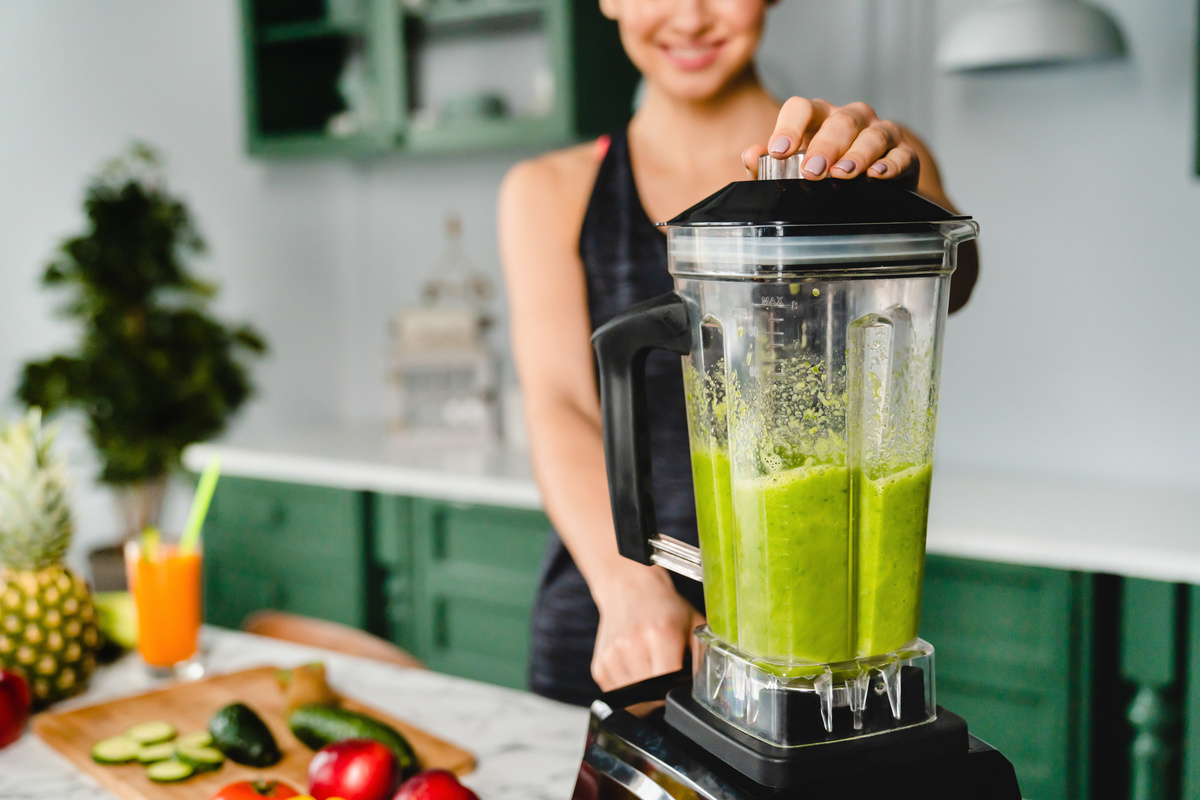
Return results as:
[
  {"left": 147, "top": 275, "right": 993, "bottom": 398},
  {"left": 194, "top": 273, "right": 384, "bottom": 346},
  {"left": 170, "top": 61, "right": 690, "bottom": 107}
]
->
[{"left": 663, "top": 154, "right": 971, "bottom": 228}]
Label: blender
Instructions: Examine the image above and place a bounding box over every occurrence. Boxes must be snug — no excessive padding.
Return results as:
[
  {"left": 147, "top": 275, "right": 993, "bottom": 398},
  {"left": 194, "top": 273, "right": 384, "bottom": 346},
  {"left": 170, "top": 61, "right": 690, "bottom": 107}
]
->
[{"left": 571, "top": 154, "right": 1022, "bottom": 798}]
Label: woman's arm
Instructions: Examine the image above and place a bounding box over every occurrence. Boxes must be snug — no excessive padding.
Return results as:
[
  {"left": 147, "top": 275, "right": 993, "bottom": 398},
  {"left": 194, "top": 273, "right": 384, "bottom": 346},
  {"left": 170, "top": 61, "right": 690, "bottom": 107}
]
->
[{"left": 498, "top": 152, "right": 704, "bottom": 691}]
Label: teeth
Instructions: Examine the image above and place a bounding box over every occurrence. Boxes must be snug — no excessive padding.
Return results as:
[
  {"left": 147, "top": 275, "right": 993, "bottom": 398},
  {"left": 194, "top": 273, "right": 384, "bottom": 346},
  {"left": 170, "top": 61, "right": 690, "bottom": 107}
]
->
[{"left": 668, "top": 46, "right": 715, "bottom": 58}]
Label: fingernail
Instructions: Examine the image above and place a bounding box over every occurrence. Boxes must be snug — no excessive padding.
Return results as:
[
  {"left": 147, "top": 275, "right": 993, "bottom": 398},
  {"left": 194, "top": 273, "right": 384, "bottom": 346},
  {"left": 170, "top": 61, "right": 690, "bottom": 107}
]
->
[
  {"left": 803, "top": 153, "right": 827, "bottom": 176},
  {"left": 870, "top": 162, "right": 888, "bottom": 176},
  {"left": 834, "top": 158, "right": 856, "bottom": 174},
  {"left": 769, "top": 135, "right": 791, "bottom": 155}
]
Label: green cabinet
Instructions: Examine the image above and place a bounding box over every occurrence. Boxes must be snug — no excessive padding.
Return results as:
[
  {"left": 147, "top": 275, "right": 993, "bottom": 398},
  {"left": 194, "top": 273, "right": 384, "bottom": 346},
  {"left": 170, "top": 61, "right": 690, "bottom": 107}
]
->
[
  {"left": 203, "top": 477, "right": 368, "bottom": 629},
  {"left": 922, "top": 557, "right": 1094, "bottom": 800},
  {"left": 203, "top": 478, "right": 548, "bottom": 690},
  {"left": 408, "top": 499, "right": 547, "bottom": 689},
  {"left": 240, "top": 0, "right": 639, "bottom": 156}
]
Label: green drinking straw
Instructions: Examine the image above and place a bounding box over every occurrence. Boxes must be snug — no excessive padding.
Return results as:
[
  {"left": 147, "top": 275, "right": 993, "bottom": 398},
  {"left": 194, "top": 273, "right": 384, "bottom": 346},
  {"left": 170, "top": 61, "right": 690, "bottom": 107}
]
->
[{"left": 180, "top": 456, "right": 221, "bottom": 554}]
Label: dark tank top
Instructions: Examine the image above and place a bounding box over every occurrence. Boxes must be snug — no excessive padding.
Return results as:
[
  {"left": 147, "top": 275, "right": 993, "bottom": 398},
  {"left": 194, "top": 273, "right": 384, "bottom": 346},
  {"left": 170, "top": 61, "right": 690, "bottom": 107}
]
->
[{"left": 527, "top": 129, "right": 703, "bottom": 707}]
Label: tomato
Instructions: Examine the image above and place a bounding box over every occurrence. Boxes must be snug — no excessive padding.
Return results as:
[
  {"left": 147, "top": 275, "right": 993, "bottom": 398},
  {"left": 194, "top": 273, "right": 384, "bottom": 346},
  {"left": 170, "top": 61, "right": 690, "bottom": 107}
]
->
[
  {"left": 211, "top": 779, "right": 302, "bottom": 800},
  {"left": 0, "top": 669, "right": 31, "bottom": 749}
]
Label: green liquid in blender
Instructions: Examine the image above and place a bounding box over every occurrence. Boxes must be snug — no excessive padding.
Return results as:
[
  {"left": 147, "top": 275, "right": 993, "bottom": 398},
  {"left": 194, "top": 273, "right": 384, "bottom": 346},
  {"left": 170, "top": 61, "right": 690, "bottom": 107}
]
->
[
  {"left": 854, "top": 463, "right": 933, "bottom": 657},
  {"left": 690, "top": 447, "right": 738, "bottom": 643},
  {"left": 693, "top": 454, "right": 932, "bottom": 664}
]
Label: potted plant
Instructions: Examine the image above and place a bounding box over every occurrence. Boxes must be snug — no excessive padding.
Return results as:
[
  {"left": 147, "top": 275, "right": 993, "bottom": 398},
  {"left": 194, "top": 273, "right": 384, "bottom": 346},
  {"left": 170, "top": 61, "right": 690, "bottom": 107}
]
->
[{"left": 16, "top": 143, "right": 266, "bottom": 581}]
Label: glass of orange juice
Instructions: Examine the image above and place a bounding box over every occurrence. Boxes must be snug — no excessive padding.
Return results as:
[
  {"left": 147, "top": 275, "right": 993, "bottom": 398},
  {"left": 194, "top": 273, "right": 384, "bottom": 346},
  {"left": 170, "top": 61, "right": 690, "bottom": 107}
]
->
[{"left": 124, "top": 538, "right": 204, "bottom": 679}]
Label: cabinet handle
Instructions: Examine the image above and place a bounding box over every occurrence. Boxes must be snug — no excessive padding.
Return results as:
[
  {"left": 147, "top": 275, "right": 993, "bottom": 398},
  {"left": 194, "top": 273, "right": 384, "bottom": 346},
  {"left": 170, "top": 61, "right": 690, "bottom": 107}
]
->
[{"left": 434, "top": 599, "right": 449, "bottom": 649}]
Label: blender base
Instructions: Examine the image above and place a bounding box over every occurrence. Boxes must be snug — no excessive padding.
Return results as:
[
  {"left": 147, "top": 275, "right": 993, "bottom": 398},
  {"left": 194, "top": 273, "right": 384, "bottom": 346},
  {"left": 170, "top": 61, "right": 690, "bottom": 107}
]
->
[
  {"left": 664, "top": 687, "right": 968, "bottom": 788},
  {"left": 573, "top": 671, "right": 1022, "bottom": 800}
]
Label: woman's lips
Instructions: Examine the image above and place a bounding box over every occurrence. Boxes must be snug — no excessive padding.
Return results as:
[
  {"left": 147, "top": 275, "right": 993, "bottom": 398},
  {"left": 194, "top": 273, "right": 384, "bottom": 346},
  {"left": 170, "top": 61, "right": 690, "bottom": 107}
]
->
[{"left": 660, "top": 42, "right": 723, "bottom": 71}]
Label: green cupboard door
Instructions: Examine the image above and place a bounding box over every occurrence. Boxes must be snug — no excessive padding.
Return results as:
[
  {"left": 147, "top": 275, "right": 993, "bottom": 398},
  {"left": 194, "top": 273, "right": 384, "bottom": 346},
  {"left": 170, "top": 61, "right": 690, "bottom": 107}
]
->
[
  {"left": 202, "top": 477, "right": 367, "bottom": 630},
  {"left": 921, "top": 557, "right": 1092, "bottom": 800},
  {"left": 370, "top": 494, "right": 420, "bottom": 657},
  {"left": 1184, "top": 585, "right": 1200, "bottom": 800},
  {"left": 409, "top": 499, "right": 549, "bottom": 689}
]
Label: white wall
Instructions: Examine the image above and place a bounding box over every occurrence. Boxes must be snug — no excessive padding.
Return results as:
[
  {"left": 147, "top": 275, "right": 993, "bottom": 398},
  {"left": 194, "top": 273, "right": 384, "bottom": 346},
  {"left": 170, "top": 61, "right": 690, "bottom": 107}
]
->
[
  {"left": 0, "top": 1, "right": 362, "bottom": 568},
  {"left": 929, "top": 0, "right": 1200, "bottom": 490},
  {"left": 0, "top": 0, "right": 1196, "bottom": 571},
  {"left": 763, "top": 0, "right": 1200, "bottom": 489}
]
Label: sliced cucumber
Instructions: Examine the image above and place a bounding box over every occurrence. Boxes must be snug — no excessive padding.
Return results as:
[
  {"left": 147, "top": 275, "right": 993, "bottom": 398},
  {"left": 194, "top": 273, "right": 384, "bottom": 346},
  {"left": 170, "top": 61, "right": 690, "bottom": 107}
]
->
[
  {"left": 175, "top": 745, "right": 225, "bottom": 772},
  {"left": 125, "top": 721, "right": 177, "bottom": 745},
  {"left": 146, "top": 759, "right": 194, "bottom": 783},
  {"left": 135, "top": 742, "right": 177, "bottom": 764},
  {"left": 91, "top": 736, "right": 141, "bottom": 765},
  {"left": 175, "top": 730, "right": 213, "bottom": 749}
]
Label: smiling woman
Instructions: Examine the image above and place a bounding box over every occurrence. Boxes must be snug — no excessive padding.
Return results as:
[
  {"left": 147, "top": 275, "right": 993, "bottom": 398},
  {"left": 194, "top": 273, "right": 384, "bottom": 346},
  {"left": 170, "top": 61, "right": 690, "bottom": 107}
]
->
[{"left": 497, "top": 0, "right": 978, "bottom": 707}]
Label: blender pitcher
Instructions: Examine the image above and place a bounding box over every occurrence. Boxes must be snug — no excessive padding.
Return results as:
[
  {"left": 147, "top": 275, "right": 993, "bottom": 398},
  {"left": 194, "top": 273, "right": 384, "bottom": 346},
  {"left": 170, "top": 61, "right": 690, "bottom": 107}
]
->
[{"left": 592, "top": 154, "right": 977, "bottom": 743}]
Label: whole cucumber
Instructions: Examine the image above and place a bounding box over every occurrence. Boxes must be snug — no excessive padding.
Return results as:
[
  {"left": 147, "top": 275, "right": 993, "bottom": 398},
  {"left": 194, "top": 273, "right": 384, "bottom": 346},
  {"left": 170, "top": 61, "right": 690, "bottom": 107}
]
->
[
  {"left": 208, "top": 702, "right": 282, "bottom": 767},
  {"left": 288, "top": 703, "right": 417, "bottom": 777}
]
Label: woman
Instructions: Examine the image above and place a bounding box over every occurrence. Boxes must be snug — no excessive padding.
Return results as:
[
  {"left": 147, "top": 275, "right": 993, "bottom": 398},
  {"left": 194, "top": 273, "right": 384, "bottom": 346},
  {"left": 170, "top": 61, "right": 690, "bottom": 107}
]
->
[{"left": 499, "top": 0, "right": 978, "bottom": 706}]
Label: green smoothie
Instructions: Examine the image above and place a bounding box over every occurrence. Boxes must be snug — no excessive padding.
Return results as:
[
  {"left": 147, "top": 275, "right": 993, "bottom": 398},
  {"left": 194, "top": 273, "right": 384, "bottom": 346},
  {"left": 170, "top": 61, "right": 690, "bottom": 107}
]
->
[
  {"left": 690, "top": 447, "right": 738, "bottom": 643},
  {"left": 693, "top": 456, "right": 933, "bottom": 665},
  {"left": 855, "top": 463, "right": 933, "bottom": 657},
  {"left": 732, "top": 462, "right": 853, "bottom": 663}
]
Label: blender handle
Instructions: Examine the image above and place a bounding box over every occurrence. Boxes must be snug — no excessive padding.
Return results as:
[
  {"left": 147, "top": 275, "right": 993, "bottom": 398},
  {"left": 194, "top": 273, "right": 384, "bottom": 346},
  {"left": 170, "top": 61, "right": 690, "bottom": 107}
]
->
[{"left": 591, "top": 292, "right": 692, "bottom": 565}]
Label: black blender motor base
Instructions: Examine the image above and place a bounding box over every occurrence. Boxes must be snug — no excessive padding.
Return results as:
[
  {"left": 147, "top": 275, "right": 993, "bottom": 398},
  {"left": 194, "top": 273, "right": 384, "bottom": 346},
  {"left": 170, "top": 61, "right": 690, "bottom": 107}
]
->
[
  {"left": 666, "top": 689, "right": 1006, "bottom": 791},
  {"left": 573, "top": 672, "right": 1022, "bottom": 800}
]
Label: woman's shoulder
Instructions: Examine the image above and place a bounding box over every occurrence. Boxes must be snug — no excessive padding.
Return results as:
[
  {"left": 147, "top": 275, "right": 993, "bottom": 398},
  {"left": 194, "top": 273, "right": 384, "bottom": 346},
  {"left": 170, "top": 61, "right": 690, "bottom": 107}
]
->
[{"left": 498, "top": 139, "right": 606, "bottom": 226}]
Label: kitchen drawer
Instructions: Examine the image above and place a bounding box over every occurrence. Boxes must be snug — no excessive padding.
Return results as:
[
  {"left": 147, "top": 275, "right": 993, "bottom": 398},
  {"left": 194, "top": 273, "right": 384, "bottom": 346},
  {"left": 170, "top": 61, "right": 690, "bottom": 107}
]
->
[
  {"left": 409, "top": 498, "right": 549, "bottom": 689},
  {"left": 922, "top": 557, "right": 1092, "bottom": 800},
  {"left": 203, "top": 477, "right": 367, "bottom": 629}
]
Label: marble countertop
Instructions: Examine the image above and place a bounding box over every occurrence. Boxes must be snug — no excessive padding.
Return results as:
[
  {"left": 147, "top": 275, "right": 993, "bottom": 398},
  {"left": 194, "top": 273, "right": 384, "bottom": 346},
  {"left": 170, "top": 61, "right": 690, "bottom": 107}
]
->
[
  {"left": 184, "top": 425, "right": 1200, "bottom": 584},
  {"left": 0, "top": 627, "right": 589, "bottom": 800}
]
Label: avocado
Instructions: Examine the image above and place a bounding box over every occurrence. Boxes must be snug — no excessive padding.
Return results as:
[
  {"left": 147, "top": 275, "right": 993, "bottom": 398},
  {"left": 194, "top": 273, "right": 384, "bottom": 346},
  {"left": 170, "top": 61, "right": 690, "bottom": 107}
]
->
[{"left": 208, "top": 703, "right": 282, "bottom": 767}]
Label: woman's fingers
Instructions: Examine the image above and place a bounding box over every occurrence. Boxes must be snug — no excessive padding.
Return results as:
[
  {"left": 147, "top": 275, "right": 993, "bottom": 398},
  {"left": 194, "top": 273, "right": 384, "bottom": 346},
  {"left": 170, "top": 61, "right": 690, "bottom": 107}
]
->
[
  {"left": 741, "top": 143, "right": 769, "bottom": 178},
  {"left": 591, "top": 615, "right": 695, "bottom": 691},
  {"left": 767, "top": 96, "right": 831, "bottom": 159},
  {"left": 646, "top": 625, "right": 687, "bottom": 678},
  {"left": 801, "top": 102, "right": 876, "bottom": 178},
  {"left": 593, "top": 633, "right": 654, "bottom": 691},
  {"left": 868, "top": 142, "right": 920, "bottom": 188},
  {"left": 754, "top": 98, "right": 916, "bottom": 185},
  {"left": 828, "top": 119, "right": 902, "bottom": 179}
]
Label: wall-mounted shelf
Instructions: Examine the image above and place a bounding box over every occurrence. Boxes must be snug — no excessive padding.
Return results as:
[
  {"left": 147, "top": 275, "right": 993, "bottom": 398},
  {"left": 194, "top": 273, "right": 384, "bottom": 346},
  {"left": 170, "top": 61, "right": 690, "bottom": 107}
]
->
[
  {"left": 412, "top": 0, "right": 545, "bottom": 34},
  {"left": 259, "top": 19, "right": 364, "bottom": 43},
  {"left": 240, "top": 0, "right": 639, "bottom": 157}
]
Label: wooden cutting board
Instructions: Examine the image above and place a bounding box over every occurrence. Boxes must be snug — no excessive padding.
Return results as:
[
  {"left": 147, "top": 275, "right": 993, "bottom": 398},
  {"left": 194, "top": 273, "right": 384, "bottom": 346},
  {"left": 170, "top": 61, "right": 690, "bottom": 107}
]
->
[{"left": 33, "top": 666, "right": 475, "bottom": 800}]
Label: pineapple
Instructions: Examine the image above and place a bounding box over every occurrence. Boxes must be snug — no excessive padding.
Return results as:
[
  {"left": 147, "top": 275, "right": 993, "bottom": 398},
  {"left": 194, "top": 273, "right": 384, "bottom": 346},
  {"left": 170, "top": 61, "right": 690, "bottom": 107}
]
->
[{"left": 0, "top": 409, "right": 98, "bottom": 706}]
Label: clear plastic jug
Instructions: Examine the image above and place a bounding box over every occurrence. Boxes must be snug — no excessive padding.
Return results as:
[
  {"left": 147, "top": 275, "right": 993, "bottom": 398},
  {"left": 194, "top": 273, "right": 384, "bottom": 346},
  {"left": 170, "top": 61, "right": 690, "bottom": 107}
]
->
[{"left": 593, "top": 155, "right": 978, "bottom": 669}]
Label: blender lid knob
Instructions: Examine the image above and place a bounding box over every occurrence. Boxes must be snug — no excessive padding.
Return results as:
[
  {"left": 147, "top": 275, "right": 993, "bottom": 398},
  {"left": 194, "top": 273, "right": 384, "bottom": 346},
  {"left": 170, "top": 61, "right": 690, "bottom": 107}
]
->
[{"left": 758, "top": 151, "right": 807, "bottom": 180}]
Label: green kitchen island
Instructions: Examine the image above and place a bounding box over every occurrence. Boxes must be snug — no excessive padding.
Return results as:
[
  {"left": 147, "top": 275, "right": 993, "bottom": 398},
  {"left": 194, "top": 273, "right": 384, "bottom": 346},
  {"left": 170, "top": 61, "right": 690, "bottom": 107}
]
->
[{"left": 184, "top": 427, "right": 1200, "bottom": 800}]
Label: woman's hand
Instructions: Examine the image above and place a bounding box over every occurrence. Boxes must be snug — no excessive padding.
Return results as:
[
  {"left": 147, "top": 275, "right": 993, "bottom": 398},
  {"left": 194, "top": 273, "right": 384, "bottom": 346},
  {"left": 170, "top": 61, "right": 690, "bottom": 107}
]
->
[
  {"left": 591, "top": 566, "right": 705, "bottom": 692},
  {"left": 741, "top": 98, "right": 918, "bottom": 189}
]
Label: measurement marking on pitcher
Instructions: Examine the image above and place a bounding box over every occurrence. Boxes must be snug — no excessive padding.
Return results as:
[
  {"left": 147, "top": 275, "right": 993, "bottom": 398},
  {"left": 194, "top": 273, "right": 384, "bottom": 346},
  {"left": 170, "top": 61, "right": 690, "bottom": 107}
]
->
[{"left": 754, "top": 299, "right": 788, "bottom": 352}]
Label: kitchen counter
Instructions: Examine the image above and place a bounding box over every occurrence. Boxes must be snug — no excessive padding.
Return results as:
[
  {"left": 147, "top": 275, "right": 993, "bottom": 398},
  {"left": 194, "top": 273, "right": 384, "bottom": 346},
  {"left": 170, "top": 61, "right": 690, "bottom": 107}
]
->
[
  {"left": 0, "top": 627, "right": 590, "bottom": 800},
  {"left": 186, "top": 426, "right": 1200, "bottom": 584},
  {"left": 184, "top": 427, "right": 542, "bottom": 510}
]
